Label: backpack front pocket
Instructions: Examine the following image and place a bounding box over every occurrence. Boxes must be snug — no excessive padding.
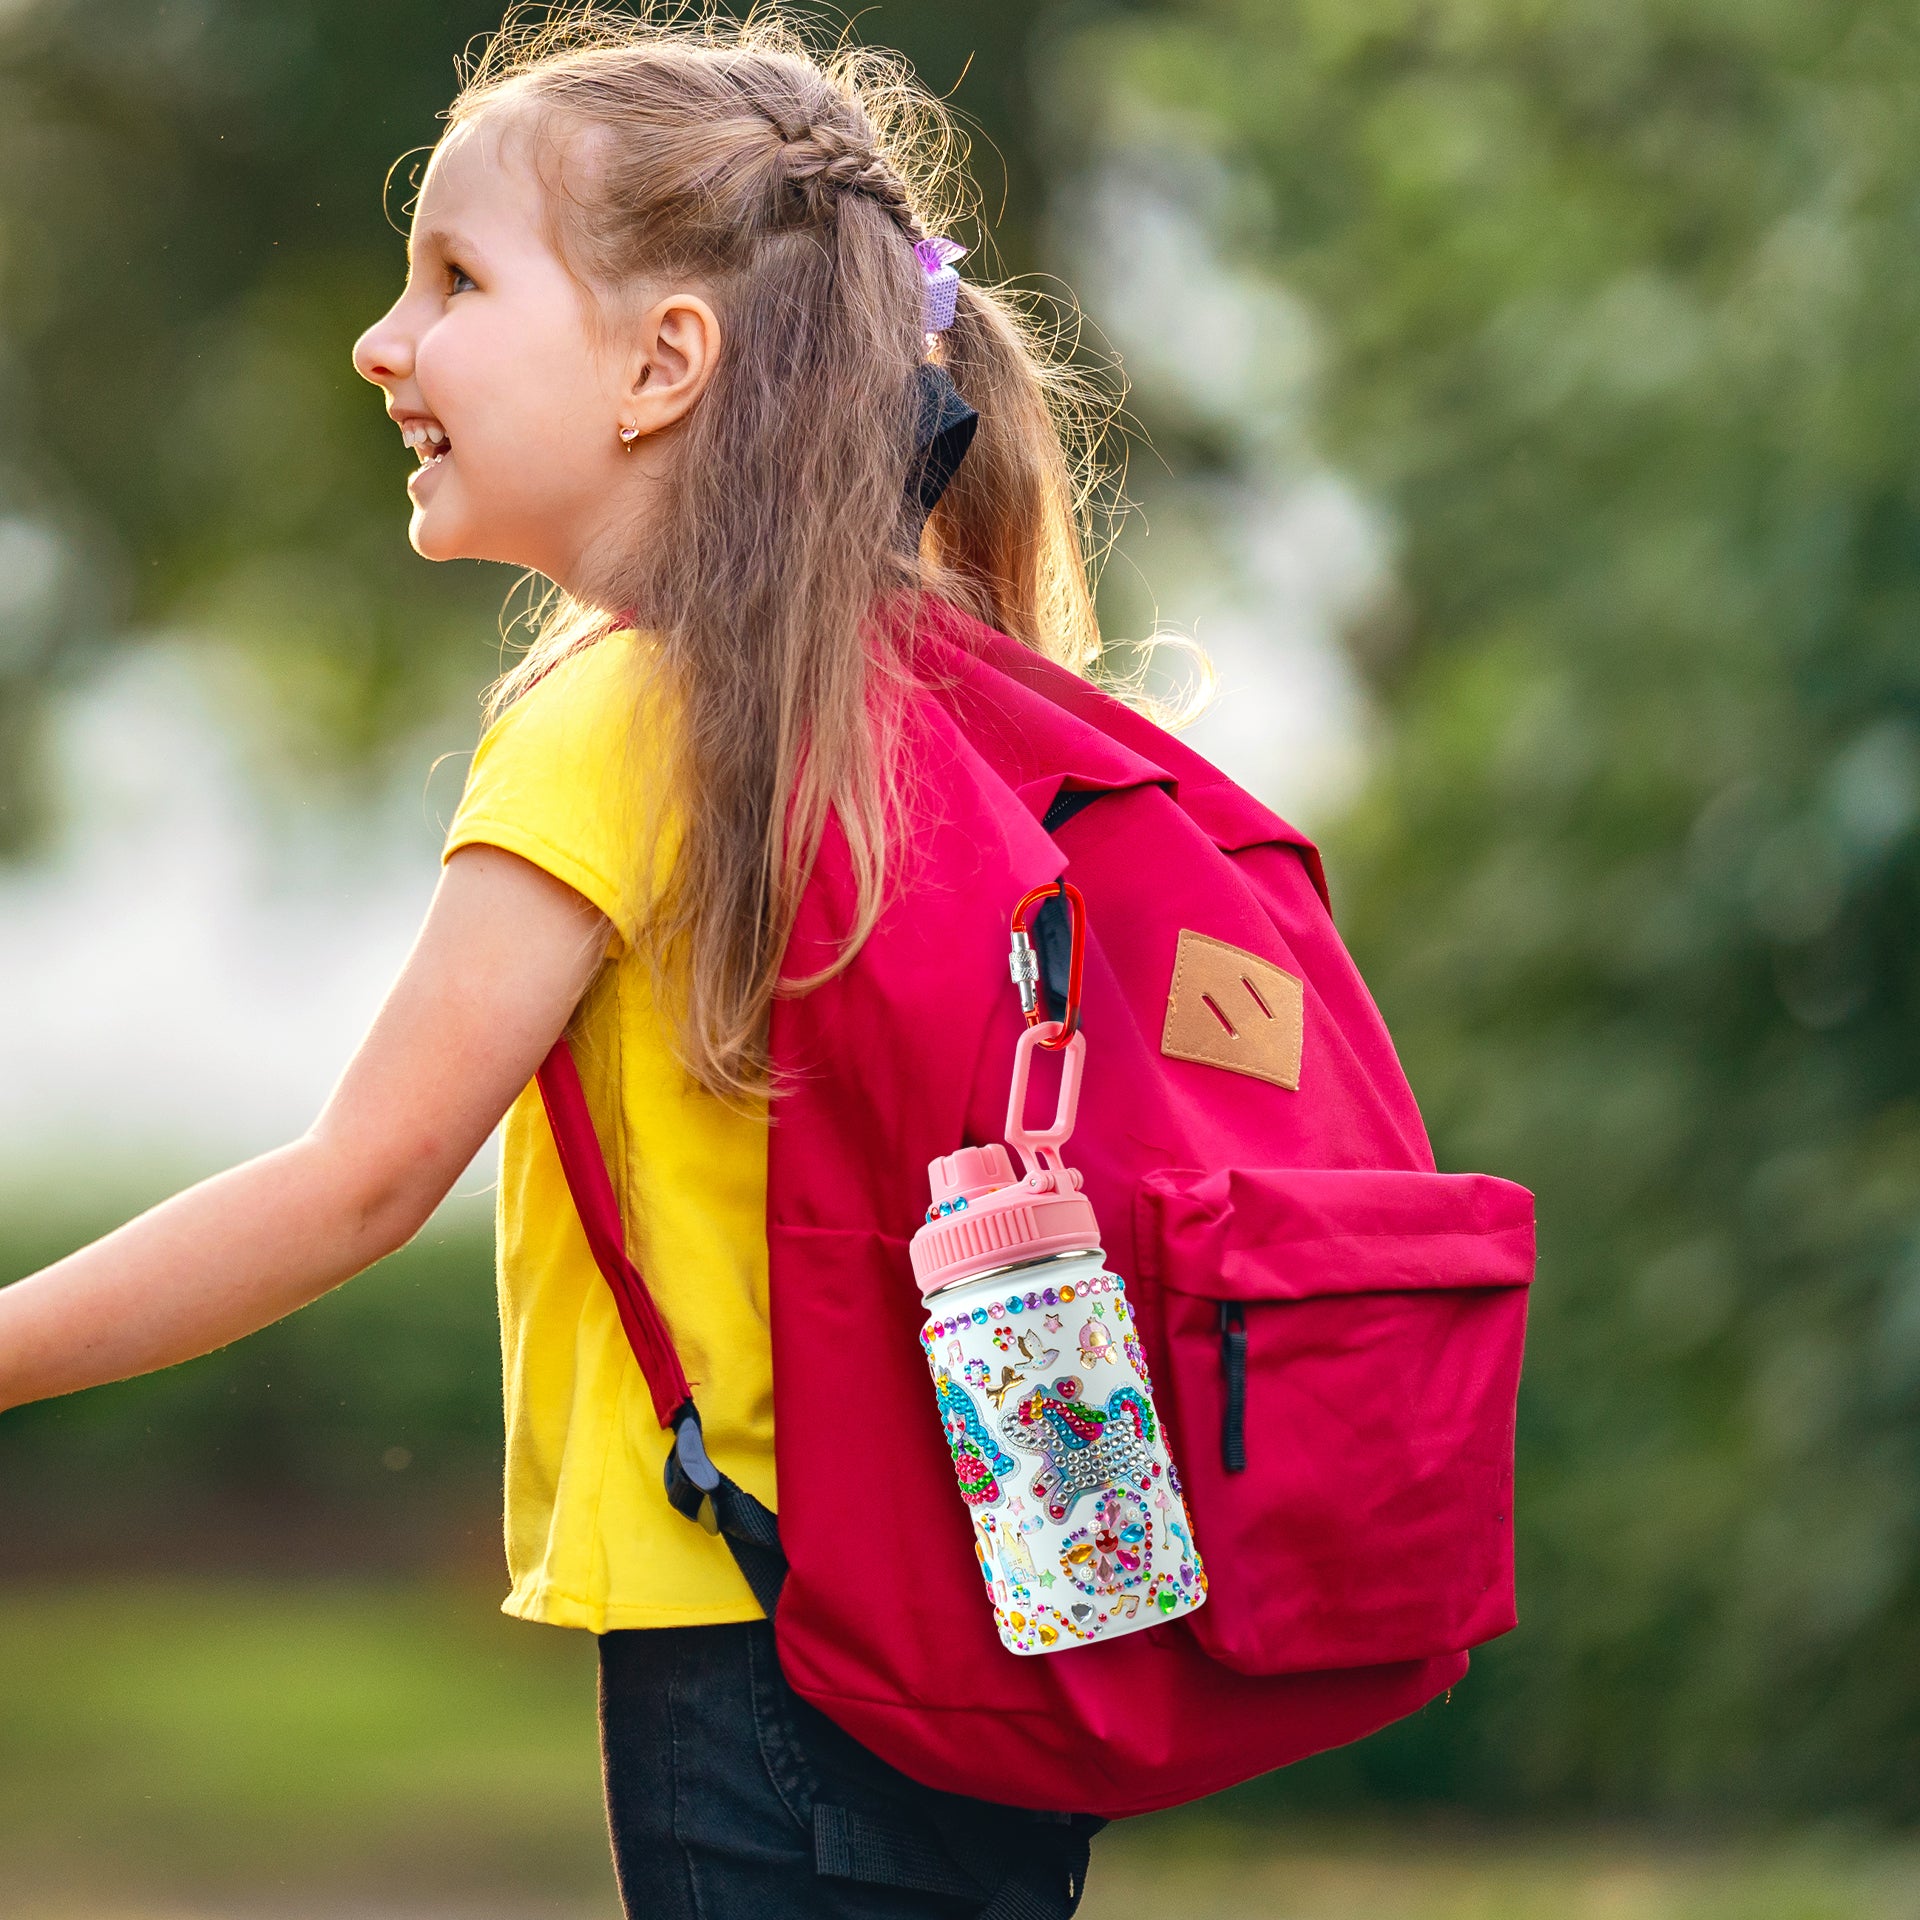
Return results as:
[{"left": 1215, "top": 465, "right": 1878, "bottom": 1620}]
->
[{"left": 1137, "top": 1166, "right": 1534, "bottom": 1678}]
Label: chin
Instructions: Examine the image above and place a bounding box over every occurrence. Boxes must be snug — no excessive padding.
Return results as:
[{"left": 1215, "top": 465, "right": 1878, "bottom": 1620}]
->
[{"left": 409, "top": 506, "right": 479, "bottom": 562}]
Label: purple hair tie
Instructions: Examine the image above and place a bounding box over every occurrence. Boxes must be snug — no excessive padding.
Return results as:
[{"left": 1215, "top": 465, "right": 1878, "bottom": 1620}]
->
[{"left": 915, "top": 236, "right": 966, "bottom": 335}]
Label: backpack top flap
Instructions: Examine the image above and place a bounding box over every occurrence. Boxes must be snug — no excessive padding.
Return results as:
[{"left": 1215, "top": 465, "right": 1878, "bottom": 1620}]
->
[{"left": 915, "top": 602, "right": 1331, "bottom": 898}]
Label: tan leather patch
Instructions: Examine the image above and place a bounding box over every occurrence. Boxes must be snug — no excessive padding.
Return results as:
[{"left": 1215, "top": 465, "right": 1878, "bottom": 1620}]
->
[{"left": 1160, "top": 929, "right": 1303, "bottom": 1091}]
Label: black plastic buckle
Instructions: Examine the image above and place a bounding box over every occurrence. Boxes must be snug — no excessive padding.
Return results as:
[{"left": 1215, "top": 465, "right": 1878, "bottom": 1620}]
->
[{"left": 666, "top": 1400, "right": 722, "bottom": 1533}]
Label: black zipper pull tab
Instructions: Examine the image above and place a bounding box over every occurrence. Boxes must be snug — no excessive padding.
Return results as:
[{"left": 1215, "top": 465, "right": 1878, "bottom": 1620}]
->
[{"left": 1218, "top": 1300, "right": 1247, "bottom": 1474}]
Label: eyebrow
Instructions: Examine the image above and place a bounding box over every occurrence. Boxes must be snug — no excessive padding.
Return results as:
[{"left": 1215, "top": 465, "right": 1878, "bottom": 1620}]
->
[{"left": 406, "top": 224, "right": 478, "bottom": 268}]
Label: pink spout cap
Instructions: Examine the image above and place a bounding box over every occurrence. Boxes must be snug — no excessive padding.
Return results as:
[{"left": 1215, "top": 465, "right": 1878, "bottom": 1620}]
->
[{"left": 928, "top": 1143, "right": 1017, "bottom": 1208}]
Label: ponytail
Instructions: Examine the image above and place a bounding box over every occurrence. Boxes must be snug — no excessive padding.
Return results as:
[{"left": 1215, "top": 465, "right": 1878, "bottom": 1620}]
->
[{"left": 923, "top": 282, "right": 1105, "bottom": 676}]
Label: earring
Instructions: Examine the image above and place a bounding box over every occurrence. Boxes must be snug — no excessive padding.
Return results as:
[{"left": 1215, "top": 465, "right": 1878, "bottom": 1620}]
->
[{"left": 618, "top": 423, "right": 640, "bottom": 449}]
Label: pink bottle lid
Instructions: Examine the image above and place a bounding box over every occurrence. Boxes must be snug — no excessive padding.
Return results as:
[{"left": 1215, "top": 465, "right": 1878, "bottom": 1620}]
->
[{"left": 910, "top": 1026, "right": 1101, "bottom": 1301}]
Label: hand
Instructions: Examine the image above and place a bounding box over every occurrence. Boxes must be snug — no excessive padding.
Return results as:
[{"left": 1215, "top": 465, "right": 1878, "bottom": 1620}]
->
[{"left": 0, "top": 844, "right": 609, "bottom": 1411}]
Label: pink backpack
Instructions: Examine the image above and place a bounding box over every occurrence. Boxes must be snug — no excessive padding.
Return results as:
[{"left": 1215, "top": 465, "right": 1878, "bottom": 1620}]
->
[{"left": 538, "top": 598, "right": 1534, "bottom": 1819}]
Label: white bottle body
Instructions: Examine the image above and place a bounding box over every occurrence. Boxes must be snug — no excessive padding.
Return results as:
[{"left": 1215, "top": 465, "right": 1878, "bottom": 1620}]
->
[{"left": 919, "top": 1248, "right": 1207, "bottom": 1655}]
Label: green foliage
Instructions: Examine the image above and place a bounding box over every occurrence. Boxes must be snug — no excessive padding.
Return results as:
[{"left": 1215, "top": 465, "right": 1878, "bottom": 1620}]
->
[
  {"left": 0, "top": 1211, "right": 505, "bottom": 1569},
  {"left": 0, "top": 0, "right": 512, "bottom": 842},
  {"left": 1079, "top": 0, "right": 1920, "bottom": 1818},
  {"left": 0, "top": 0, "right": 1048, "bottom": 848}
]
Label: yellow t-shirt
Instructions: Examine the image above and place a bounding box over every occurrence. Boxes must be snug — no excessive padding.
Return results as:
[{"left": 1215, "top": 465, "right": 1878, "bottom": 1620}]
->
[{"left": 444, "top": 631, "right": 774, "bottom": 1631}]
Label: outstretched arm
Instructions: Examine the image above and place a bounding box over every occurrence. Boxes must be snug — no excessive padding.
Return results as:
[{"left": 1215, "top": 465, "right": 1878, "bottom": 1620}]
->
[{"left": 0, "top": 845, "right": 610, "bottom": 1412}]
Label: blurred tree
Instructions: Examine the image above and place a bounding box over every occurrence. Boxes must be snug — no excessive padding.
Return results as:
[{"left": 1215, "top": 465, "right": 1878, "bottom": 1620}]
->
[
  {"left": 0, "top": 1211, "right": 508, "bottom": 1577},
  {"left": 0, "top": 0, "right": 1048, "bottom": 853},
  {"left": 1067, "top": 0, "right": 1920, "bottom": 1818}
]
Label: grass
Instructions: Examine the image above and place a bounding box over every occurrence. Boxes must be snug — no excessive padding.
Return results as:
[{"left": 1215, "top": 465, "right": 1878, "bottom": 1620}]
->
[
  {"left": 1081, "top": 1822, "right": 1920, "bottom": 1920},
  {"left": 0, "top": 1578, "right": 612, "bottom": 1909},
  {"left": 0, "top": 1578, "right": 1914, "bottom": 1920}
]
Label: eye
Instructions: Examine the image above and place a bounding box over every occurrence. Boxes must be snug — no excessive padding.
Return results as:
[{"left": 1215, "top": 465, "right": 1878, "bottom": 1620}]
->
[{"left": 446, "top": 260, "right": 477, "bottom": 295}]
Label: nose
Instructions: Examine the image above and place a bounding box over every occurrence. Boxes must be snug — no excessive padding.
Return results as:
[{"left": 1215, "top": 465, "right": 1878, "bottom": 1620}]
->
[{"left": 352, "top": 297, "right": 413, "bottom": 391}]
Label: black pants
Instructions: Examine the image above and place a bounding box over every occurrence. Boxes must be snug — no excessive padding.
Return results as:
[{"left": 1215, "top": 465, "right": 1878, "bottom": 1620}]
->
[{"left": 598, "top": 1622, "right": 1102, "bottom": 1919}]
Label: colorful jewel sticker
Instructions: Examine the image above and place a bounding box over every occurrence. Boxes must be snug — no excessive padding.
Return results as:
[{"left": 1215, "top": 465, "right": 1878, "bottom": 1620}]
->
[
  {"left": 997, "top": 1375, "right": 1160, "bottom": 1524},
  {"left": 999, "top": 1601, "right": 1098, "bottom": 1656},
  {"left": 934, "top": 1370, "right": 1016, "bottom": 1507},
  {"left": 1042, "top": 1602, "right": 1099, "bottom": 1642},
  {"left": 1167, "top": 1514, "right": 1195, "bottom": 1564},
  {"left": 1059, "top": 1487, "right": 1153, "bottom": 1597},
  {"left": 1146, "top": 1571, "right": 1185, "bottom": 1616}
]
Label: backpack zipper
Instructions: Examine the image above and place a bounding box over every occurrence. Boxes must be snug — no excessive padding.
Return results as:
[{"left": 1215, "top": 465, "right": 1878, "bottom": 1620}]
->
[{"left": 1218, "top": 1300, "right": 1248, "bottom": 1473}]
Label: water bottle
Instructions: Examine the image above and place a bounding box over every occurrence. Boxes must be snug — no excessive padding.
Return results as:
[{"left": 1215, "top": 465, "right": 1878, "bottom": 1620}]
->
[{"left": 911, "top": 1019, "right": 1206, "bottom": 1655}]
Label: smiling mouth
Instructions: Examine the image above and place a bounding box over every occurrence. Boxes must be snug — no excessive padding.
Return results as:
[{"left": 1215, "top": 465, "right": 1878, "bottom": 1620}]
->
[{"left": 402, "top": 420, "right": 451, "bottom": 468}]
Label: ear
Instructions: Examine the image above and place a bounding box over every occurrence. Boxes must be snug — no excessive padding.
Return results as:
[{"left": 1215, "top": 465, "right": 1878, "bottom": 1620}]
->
[{"left": 620, "top": 292, "right": 721, "bottom": 439}]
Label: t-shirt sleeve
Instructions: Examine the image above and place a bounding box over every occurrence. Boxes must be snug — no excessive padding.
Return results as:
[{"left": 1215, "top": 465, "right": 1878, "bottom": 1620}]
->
[{"left": 444, "top": 636, "right": 661, "bottom": 946}]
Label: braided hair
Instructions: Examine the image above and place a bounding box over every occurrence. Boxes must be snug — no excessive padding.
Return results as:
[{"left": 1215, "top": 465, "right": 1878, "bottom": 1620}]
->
[{"left": 762, "top": 116, "right": 920, "bottom": 236}]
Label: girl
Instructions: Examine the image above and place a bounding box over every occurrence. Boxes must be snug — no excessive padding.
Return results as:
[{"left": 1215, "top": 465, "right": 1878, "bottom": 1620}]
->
[{"left": 0, "top": 9, "right": 1120, "bottom": 1915}]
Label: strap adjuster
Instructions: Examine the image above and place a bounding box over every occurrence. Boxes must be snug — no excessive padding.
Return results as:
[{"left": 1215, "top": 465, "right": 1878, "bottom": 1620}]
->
[{"left": 667, "top": 1401, "right": 722, "bottom": 1532}]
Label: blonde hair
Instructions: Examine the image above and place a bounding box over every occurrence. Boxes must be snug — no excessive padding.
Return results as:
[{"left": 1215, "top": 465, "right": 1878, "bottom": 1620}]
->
[{"left": 440, "top": 5, "right": 1146, "bottom": 1105}]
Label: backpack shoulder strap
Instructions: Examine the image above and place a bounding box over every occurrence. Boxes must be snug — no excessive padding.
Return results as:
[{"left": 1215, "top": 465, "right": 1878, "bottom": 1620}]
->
[
  {"left": 535, "top": 1037, "right": 693, "bottom": 1424},
  {"left": 534, "top": 1037, "right": 787, "bottom": 1616}
]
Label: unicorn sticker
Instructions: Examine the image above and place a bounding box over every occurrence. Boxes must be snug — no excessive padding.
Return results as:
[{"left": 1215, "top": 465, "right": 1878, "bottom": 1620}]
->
[{"left": 997, "top": 1374, "right": 1159, "bottom": 1524}]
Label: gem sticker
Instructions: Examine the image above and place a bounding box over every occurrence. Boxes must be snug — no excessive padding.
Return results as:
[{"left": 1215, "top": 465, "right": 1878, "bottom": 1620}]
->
[
  {"left": 1059, "top": 1488, "right": 1152, "bottom": 1597},
  {"left": 935, "top": 1371, "right": 1016, "bottom": 1507},
  {"left": 997, "top": 1374, "right": 1160, "bottom": 1524}
]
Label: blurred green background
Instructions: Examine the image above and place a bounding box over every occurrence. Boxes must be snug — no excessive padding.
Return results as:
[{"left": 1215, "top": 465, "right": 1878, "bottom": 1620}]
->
[{"left": 4, "top": 0, "right": 1920, "bottom": 1912}]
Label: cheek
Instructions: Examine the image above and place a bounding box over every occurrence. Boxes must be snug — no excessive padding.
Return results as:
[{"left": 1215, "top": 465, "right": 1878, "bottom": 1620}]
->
[{"left": 419, "top": 315, "right": 601, "bottom": 493}]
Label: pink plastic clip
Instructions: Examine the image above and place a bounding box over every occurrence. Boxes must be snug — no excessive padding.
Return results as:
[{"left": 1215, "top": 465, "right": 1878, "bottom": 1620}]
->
[{"left": 1004, "top": 1020, "right": 1086, "bottom": 1191}]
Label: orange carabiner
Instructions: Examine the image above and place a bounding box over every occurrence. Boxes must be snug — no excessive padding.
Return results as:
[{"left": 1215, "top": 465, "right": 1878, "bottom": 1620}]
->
[{"left": 1008, "top": 878, "right": 1086, "bottom": 1049}]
